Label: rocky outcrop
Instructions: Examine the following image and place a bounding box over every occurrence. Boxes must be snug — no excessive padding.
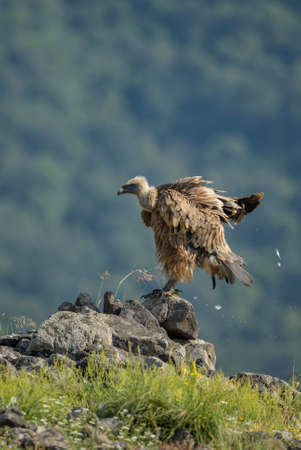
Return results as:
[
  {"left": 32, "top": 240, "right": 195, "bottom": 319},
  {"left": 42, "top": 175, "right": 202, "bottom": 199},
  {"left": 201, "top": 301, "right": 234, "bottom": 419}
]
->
[
  {"left": 0, "top": 291, "right": 300, "bottom": 450},
  {"left": 0, "top": 291, "right": 215, "bottom": 373},
  {"left": 142, "top": 290, "right": 199, "bottom": 339}
]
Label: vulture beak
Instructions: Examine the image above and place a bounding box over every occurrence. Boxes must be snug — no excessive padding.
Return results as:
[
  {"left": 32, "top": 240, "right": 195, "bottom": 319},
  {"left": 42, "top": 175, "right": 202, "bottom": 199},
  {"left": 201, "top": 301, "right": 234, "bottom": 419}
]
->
[
  {"left": 117, "top": 183, "right": 139, "bottom": 195},
  {"left": 117, "top": 186, "right": 125, "bottom": 195}
]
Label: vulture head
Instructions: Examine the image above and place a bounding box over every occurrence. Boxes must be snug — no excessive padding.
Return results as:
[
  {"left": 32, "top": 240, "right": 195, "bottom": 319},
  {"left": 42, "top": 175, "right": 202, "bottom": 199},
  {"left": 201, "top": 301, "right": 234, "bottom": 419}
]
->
[
  {"left": 117, "top": 176, "right": 149, "bottom": 196},
  {"left": 117, "top": 176, "right": 158, "bottom": 212}
]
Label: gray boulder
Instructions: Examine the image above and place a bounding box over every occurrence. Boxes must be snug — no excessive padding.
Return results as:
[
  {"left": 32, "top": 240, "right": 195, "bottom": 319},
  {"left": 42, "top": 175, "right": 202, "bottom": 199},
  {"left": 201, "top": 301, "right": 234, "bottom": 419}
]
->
[
  {"left": 0, "top": 346, "right": 20, "bottom": 365},
  {"left": 141, "top": 356, "right": 169, "bottom": 369},
  {"left": 26, "top": 310, "right": 112, "bottom": 356},
  {"left": 58, "top": 292, "right": 100, "bottom": 314},
  {"left": 142, "top": 291, "right": 199, "bottom": 339},
  {"left": 103, "top": 314, "right": 167, "bottom": 355},
  {"left": 171, "top": 427, "right": 196, "bottom": 448},
  {"left": 102, "top": 314, "right": 185, "bottom": 367},
  {"left": 176, "top": 338, "right": 216, "bottom": 372},
  {"left": 0, "top": 331, "right": 36, "bottom": 348},
  {"left": 14, "top": 355, "right": 46, "bottom": 372},
  {"left": 12, "top": 425, "right": 70, "bottom": 449},
  {"left": 274, "top": 431, "right": 301, "bottom": 450},
  {"left": 0, "top": 345, "right": 45, "bottom": 372},
  {"left": 0, "top": 408, "right": 34, "bottom": 429},
  {"left": 120, "top": 299, "right": 163, "bottom": 331},
  {"left": 97, "top": 417, "right": 122, "bottom": 435},
  {"left": 230, "top": 372, "right": 293, "bottom": 394},
  {"left": 0, "top": 357, "right": 17, "bottom": 375},
  {"left": 36, "top": 427, "right": 70, "bottom": 449},
  {"left": 240, "top": 431, "right": 286, "bottom": 450}
]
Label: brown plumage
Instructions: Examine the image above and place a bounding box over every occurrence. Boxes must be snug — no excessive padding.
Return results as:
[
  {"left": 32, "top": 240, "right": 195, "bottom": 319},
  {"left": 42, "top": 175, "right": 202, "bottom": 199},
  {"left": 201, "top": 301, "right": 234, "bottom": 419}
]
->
[{"left": 117, "top": 176, "right": 263, "bottom": 291}]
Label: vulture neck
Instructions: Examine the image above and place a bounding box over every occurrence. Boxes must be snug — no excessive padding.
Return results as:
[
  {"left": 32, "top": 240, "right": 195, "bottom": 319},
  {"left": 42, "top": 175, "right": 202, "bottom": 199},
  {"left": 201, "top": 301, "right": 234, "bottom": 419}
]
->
[{"left": 137, "top": 186, "right": 158, "bottom": 212}]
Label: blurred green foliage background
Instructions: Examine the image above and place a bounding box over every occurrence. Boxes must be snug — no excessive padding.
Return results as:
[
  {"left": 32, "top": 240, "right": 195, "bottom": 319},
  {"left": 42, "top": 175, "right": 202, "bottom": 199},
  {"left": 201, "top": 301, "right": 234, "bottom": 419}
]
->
[{"left": 0, "top": 0, "right": 300, "bottom": 380}]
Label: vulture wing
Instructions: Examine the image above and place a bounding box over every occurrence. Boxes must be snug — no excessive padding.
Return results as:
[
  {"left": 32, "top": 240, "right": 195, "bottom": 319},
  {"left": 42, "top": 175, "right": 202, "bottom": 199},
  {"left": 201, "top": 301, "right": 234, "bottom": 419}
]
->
[
  {"left": 158, "top": 176, "right": 263, "bottom": 226},
  {"left": 157, "top": 176, "right": 231, "bottom": 226},
  {"left": 153, "top": 185, "right": 253, "bottom": 287}
]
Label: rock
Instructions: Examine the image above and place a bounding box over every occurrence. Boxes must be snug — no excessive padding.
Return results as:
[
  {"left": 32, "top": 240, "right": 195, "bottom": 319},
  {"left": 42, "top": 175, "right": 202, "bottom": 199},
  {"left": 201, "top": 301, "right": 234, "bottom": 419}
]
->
[
  {"left": 0, "top": 346, "right": 21, "bottom": 365},
  {"left": 58, "top": 293, "right": 100, "bottom": 314},
  {"left": 241, "top": 431, "right": 286, "bottom": 449},
  {"left": 289, "top": 440, "right": 301, "bottom": 450},
  {"left": 57, "top": 302, "right": 76, "bottom": 312},
  {"left": 142, "top": 292, "right": 199, "bottom": 339},
  {"left": 0, "top": 346, "right": 45, "bottom": 373},
  {"left": 0, "top": 408, "right": 33, "bottom": 429},
  {"left": 230, "top": 372, "right": 292, "bottom": 394},
  {"left": 103, "top": 291, "right": 123, "bottom": 315},
  {"left": 81, "top": 424, "right": 114, "bottom": 446},
  {"left": 74, "top": 292, "right": 100, "bottom": 313},
  {"left": 160, "top": 343, "right": 186, "bottom": 369},
  {"left": 0, "top": 357, "right": 17, "bottom": 375},
  {"left": 7, "top": 419, "right": 69, "bottom": 449},
  {"left": 176, "top": 338, "right": 216, "bottom": 372},
  {"left": 15, "top": 338, "right": 31, "bottom": 353},
  {"left": 141, "top": 356, "right": 169, "bottom": 369},
  {"left": 47, "top": 353, "right": 75, "bottom": 368},
  {"left": 97, "top": 417, "right": 122, "bottom": 434},
  {"left": 102, "top": 314, "right": 183, "bottom": 366},
  {"left": 14, "top": 355, "right": 46, "bottom": 372},
  {"left": 170, "top": 427, "right": 196, "bottom": 448},
  {"left": 274, "top": 431, "right": 301, "bottom": 449},
  {"left": 0, "top": 291, "right": 215, "bottom": 376},
  {"left": 75, "top": 344, "right": 130, "bottom": 371},
  {"left": 0, "top": 333, "right": 25, "bottom": 347},
  {"left": 36, "top": 427, "right": 70, "bottom": 449},
  {"left": 12, "top": 427, "right": 37, "bottom": 449},
  {"left": 26, "top": 310, "right": 112, "bottom": 356},
  {"left": 120, "top": 299, "right": 163, "bottom": 331},
  {"left": 67, "top": 406, "right": 87, "bottom": 420},
  {"left": 0, "top": 331, "right": 36, "bottom": 349}
]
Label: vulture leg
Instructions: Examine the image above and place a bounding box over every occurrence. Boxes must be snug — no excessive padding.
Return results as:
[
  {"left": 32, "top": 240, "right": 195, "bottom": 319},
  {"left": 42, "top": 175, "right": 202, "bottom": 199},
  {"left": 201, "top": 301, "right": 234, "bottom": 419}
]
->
[{"left": 163, "top": 278, "right": 181, "bottom": 293}]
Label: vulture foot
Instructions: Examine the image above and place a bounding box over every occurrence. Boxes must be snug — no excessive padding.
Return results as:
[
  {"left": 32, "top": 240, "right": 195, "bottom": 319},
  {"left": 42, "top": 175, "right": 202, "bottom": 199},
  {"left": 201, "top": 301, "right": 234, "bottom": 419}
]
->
[
  {"left": 162, "top": 287, "right": 183, "bottom": 295},
  {"left": 141, "top": 289, "right": 163, "bottom": 299}
]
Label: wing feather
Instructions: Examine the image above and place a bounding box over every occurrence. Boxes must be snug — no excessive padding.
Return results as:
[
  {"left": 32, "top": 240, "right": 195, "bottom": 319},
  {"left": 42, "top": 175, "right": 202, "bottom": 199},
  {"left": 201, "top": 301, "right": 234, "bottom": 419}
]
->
[{"left": 153, "top": 186, "right": 252, "bottom": 286}]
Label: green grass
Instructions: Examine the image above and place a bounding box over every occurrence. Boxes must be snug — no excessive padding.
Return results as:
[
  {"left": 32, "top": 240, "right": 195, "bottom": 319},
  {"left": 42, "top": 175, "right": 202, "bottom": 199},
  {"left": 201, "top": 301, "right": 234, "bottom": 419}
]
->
[{"left": 0, "top": 355, "right": 300, "bottom": 449}]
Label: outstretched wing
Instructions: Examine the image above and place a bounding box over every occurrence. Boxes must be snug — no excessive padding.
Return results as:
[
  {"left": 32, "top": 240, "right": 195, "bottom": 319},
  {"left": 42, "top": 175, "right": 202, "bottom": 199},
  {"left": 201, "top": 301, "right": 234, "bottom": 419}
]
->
[
  {"left": 157, "top": 177, "right": 233, "bottom": 226},
  {"left": 156, "top": 188, "right": 230, "bottom": 254},
  {"left": 157, "top": 176, "right": 212, "bottom": 193},
  {"left": 158, "top": 176, "right": 263, "bottom": 227},
  {"left": 154, "top": 188, "right": 253, "bottom": 287}
]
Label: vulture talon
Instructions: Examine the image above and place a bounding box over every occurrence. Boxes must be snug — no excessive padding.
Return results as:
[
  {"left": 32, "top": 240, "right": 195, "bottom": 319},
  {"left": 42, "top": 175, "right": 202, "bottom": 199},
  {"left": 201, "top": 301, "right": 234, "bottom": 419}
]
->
[{"left": 141, "top": 289, "right": 162, "bottom": 299}]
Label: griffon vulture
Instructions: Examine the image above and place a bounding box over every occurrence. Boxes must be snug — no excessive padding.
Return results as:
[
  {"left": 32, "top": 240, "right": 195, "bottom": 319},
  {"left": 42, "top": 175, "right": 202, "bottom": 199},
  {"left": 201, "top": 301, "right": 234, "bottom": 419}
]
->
[{"left": 117, "top": 176, "right": 263, "bottom": 291}]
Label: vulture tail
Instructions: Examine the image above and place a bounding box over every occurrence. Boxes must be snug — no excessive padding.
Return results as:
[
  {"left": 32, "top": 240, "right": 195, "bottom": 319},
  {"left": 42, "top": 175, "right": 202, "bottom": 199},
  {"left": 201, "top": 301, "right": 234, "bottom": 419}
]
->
[
  {"left": 222, "top": 260, "right": 254, "bottom": 287},
  {"left": 233, "top": 192, "right": 264, "bottom": 224}
]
